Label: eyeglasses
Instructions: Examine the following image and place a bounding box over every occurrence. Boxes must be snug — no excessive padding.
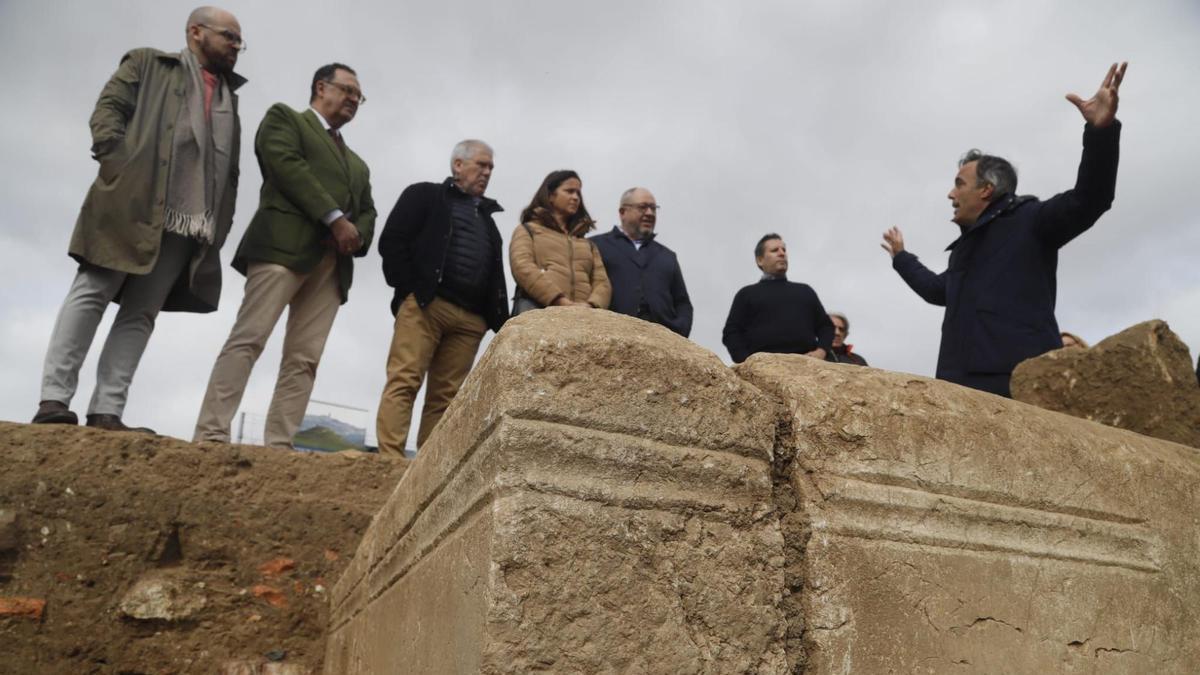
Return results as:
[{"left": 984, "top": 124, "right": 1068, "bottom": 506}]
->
[
  {"left": 323, "top": 81, "right": 367, "bottom": 105},
  {"left": 198, "top": 24, "right": 247, "bottom": 51},
  {"left": 622, "top": 203, "right": 660, "bottom": 213}
]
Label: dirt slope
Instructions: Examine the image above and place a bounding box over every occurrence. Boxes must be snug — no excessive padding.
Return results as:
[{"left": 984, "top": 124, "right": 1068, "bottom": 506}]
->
[{"left": 0, "top": 421, "right": 406, "bottom": 674}]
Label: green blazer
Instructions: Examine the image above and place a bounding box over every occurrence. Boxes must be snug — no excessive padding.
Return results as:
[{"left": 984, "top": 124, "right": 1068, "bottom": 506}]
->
[{"left": 233, "top": 104, "right": 375, "bottom": 303}]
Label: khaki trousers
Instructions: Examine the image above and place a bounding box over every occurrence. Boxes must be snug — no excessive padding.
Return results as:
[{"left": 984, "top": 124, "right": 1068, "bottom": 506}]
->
[
  {"left": 194, "top": 252, "right": 340, "bottom": 448},
  {"left": 376, "top": 295, "right": 487, "bottom": 456}
]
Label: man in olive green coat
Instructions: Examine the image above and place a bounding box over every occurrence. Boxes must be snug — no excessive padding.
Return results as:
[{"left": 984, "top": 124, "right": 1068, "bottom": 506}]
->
[
  {"left": 194, "top": 63, "right": 375, "bottom": 449},
  {"left": 34, "top": 7, "right": 246, "bottom": 432}
]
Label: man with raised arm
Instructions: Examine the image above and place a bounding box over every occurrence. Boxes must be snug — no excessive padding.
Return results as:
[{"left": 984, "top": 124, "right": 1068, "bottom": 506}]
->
[
  {"left": 32, "top": 7, "right": 246, "bottom": 433},
  {"left": 881, "top": 63, "right": 1127, "bottom": 397}
]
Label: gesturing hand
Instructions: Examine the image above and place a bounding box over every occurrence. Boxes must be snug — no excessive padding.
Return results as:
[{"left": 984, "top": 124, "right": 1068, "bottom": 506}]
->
[
  {"left": 1066, "top": 62, "right": 1127, "bottom": 129},
  {"left": 880, "top": 226, "right": 906, "bottom": 258}
]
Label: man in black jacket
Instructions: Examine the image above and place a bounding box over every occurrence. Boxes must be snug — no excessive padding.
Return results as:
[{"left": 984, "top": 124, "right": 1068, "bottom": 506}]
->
[
  {"left": 375, "top": 139, "right": 508, "bottom": 456},
  {"left": 589, "top": 187, "right": 693, "bottom": 336},
  {"left": 881, "top": 63, "right": 1127, "bottom": 397},
  {"left": 723, "top": 234, "right": 835, "bottom": 363}
]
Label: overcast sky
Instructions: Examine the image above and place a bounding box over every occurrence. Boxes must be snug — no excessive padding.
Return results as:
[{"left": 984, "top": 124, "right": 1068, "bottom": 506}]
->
[{"left": 2, "top": 0, "right": 1198, "bottom": 444}]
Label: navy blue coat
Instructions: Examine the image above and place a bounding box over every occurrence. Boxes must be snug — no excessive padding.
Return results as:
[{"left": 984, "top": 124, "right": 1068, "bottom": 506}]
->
[
  {"left": 589, "top": 227, "right": 693, "bottom": 337},
  {"left": 893, "top": 122, "right": 1121, "bottom": 397}
]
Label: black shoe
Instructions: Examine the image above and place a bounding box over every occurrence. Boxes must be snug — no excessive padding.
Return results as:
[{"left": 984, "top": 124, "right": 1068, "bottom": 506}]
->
[
  {"left": 32, "top": 400, "right": 78, "bottom": 425},
  {"left": 85, "top": 414, "right": 156, "bottom": 435}
]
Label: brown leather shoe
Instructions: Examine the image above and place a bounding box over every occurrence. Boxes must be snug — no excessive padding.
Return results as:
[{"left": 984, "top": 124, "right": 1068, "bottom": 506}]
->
[
  {"left": 32, "top": 400, "right": 78, "bottom": 425},
  {"left": 85, "top": 414, "right": 156, "bottom": 435}
]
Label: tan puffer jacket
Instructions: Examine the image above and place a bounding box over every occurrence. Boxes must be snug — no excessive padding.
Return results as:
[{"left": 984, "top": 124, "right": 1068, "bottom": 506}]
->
[{"left": 509, "top": 219, "right": 611, "bottom": 308}]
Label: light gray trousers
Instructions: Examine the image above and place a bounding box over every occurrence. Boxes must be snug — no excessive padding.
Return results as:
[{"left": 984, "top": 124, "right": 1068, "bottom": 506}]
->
[{"left": 40, "top": 233, "right": 195, "bottom": 416}]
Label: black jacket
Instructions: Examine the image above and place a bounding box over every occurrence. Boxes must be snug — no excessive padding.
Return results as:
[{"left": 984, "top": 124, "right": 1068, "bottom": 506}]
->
[
  {"left": 893, "top": 122, "right": 1120, "bottom": 396},
  {"left": 722, "top": 277, "right": 835, "bottom": 363},
  {"left": 589, "top": 227, "right": 693, "bottom": 337},
  {"left": 378, "top": 179, "right": 509, "bottom": 332}
]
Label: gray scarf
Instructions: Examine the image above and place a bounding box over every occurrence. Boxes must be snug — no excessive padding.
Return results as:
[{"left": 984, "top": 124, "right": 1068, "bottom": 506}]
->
[{"left": 163, "top": 49, "right": 235, "bottom": 244}]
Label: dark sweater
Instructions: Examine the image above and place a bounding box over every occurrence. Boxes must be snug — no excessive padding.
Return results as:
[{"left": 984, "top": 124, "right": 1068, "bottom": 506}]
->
[{"left": 722, "top": 277, "right": 835, "bottom": 363}]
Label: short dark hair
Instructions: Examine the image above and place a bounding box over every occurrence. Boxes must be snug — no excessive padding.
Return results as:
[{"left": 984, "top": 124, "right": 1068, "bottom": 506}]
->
[
  {"left": 520, "top": 170, "right": 595, "bottom": 235},
  {"left": 310, "top": 63, "right": 356, "bottom": 103},
  {"left": 960, "top": 149, "right": 1017, "bottom": 197},
  {"left": 755, "top": 233, "right": 782, "bottom": 259}
]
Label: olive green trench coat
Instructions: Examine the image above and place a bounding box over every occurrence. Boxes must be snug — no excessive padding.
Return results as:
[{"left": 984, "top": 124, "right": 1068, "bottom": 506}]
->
[{"left": 69, "top": 48, "right": 245, "bottom": 313}]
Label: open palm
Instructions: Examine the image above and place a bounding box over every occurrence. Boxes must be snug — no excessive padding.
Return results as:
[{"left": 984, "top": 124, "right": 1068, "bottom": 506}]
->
[{"left": 1066, "top": 62, "right": 1127, "bottom": 128}]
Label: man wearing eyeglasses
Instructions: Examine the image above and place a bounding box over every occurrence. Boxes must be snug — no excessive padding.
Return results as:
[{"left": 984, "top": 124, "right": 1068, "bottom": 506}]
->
[
  {"left": 375, "top": 140, "right": 508, "bottom": 457},
  {"left": 589, "top": 188, "right": 693, "bottom": 337},
  {"left": 32, "top": 7, "right": 246, "bottom": 432},
  {"left": 194, "top": 63, "right": 375, "bottom": 449}
]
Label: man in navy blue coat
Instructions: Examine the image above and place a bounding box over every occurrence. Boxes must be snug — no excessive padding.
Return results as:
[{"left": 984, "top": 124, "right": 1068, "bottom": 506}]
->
[
  {"left": 881, "top": 62, "right": 1127, "bottom": 397},
  {"left": 590, "top": 187, "right": 693, "bottom": 337}
]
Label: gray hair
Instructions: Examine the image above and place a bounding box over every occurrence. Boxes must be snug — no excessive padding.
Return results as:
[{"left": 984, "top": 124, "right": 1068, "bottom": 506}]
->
[
  {"left": 450, "top": 139, "right": 493, "bottom": 171},
  {"left": 619, "top": 187, "right": 642, "bottom": 205},
  {"left": 959, "top": 149, "right": 1017, "bottom": 197},
  {"left": 829, "top": 312, "right": 849, "bottom": 334}
]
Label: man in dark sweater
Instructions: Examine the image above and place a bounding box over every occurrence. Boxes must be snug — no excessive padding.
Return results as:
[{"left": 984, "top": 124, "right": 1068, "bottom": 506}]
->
[
  {"left": 722, "top": 234, "right": 835, "bottom": 363},
  {"left": 589, "top": 187, "right": 693, "bottom": 336},
  {"left": 375, "top": 139, "right": 508, "bottom": 456}
]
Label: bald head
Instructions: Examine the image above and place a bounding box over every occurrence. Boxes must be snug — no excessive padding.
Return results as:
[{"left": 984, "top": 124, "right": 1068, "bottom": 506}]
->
[
  {"left": 618, "top": 187, "right": 658, "bottom": 240},
  {"left": 185, "top": 6, "right": 242, "bottom": 74}
]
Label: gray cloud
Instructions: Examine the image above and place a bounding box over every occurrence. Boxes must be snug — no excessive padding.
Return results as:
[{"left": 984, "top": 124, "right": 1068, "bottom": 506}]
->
[{"left": 2, "top": 0, "right": 1197, "bottom": 441}]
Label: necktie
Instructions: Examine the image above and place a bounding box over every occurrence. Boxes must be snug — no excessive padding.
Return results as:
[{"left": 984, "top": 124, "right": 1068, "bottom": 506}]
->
[{"left": 328, "top": 128, "right": 346, "bottom": 157}]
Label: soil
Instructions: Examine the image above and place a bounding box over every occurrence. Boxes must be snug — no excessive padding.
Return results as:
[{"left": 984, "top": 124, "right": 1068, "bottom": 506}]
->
[{"left": 0, "top": 421, "right": 407, "bottom": 674}]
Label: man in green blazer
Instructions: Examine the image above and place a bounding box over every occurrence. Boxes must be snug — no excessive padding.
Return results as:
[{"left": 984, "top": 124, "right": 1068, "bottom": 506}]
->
[
  {"left": 194, "top": 63, "right": 375, "bottom": 448},
  {"left": 33, "top": 6, "right": 246, "bottom": 433}
]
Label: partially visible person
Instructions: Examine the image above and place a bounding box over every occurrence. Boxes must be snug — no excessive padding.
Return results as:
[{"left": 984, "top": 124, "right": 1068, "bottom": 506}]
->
[
  {"left": 826, "top": 312, "right": 868, "bottom": 365},
  {"left": 589, "top": 187, "right": 692, "bottom": 336},
  {"left": 194, "top": 63, "right": 375, "bottom": 448},
  {"left": 374, "top": 140, "right": 509, "bottom": 457},
  {"left": 1060, "top": 331, "right": 1089, "bottom": 349},
  {"left": 509, "top": 170, "right": 611, "bottom": 311},
  {"left": 881, "top": 62, "right": 1127, "bottom": 398},
  {"left": 722, "top": 234, "right": 834, "bottom": 363},
  {"left": 33, "top": 6, "right": 247, "bottom": 433}
]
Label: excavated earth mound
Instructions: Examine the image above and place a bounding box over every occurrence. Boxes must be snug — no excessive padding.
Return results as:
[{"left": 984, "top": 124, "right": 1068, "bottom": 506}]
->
[
  {"left": 0, "top": 422, "right": 406, "bottom": 675},
  {"left": 1011, "top": 319, "right": 1200, "bottom": 449}
]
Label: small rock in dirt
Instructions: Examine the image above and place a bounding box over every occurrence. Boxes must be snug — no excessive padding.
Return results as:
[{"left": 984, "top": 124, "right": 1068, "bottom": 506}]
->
[
  {"left": 118, "top": 573, "right": 206, "bottom": 621},
  {"left": 251, "top": 584, "right": 287, "bottom": 608},
  {"left": 265, "top": 649, "right": 287, "bottom": 661},
  {"left": 257, "top": 557, "right": 295, "bottom": 578}
]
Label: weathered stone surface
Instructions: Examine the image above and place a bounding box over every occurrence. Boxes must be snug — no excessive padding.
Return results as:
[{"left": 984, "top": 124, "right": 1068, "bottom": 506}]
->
[
  {"left": 118, "top": 571, "right": 207, "bottom": 621},
  {"left": 1012, "top": 319, "right": 1200, "bottom": 448},
  {"left": 739, "top": 353, "right": 1200, "bottom": 673},
  {"left": 326, "top": 309, "right": 787, "bottom": 673}
]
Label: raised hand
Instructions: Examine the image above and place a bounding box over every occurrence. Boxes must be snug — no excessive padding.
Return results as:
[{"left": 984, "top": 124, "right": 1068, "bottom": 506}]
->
[
  {"left": 1066, "top": 62, "right": 1127, "bottom": 129},
  {"left": 881, "top": 226, "right": 906, "bottom": 258}
]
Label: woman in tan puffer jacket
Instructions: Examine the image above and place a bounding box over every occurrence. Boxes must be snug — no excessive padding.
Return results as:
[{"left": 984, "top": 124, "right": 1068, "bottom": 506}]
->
[{"left": 509, "top": 170, "right": 611, "bottom": 310}]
